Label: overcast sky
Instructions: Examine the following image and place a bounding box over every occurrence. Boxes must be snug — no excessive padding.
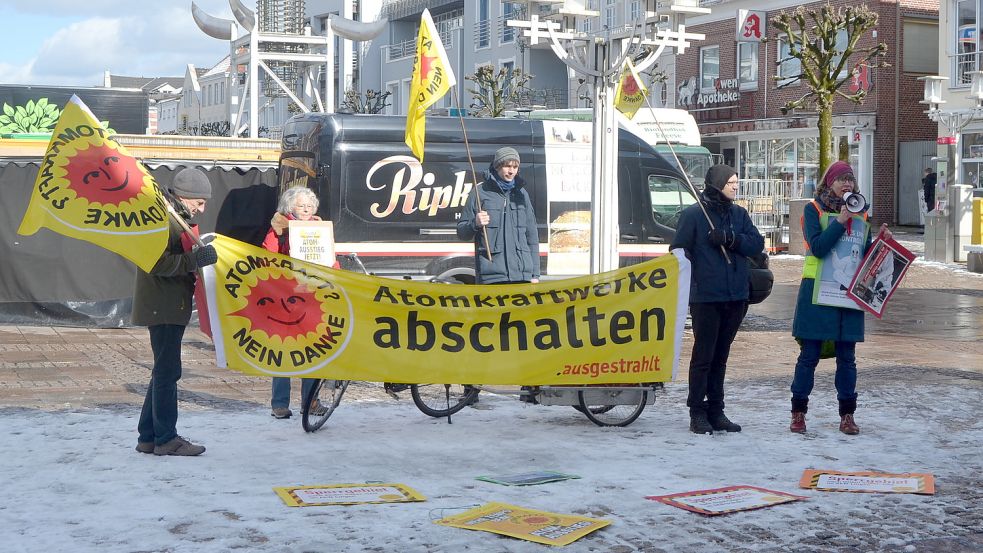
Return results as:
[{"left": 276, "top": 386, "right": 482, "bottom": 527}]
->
[{"left": 0, "top": 1, "right": 237, "bottom": 86}]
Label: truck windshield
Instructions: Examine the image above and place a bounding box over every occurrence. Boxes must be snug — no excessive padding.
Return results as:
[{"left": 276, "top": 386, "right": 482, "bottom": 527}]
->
[
  {"left": 677, "top": 153, "right": 713, "bottom": 187},
  {"left": 649, "top": 175, "right": 698, "bottom": 229}
]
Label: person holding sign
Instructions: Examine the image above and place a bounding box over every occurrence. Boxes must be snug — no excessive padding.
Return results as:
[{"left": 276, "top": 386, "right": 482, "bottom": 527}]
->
[
  {"left": 671, "top": 165, "right": 764, "bottom": 435},
  {"left": 790, "top": 161, "right": 891, "bottom": 435},
  {"left": 262, "top": 186, "right": 324, "bottom": 419}
]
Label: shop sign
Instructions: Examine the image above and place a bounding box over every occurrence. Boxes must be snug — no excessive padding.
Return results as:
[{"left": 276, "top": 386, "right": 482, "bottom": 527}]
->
[
  {"left": 848, "top": 129, "right": 862, "bottom": 145},
  {"left": 736, "top": 10, "right": 766, "bottom": 42},
  {"left": 937, "top": 136, "right": 958, "bottom": 145},
  {"left": 697, "top": 78, "right": 741, "bottom": 107}
]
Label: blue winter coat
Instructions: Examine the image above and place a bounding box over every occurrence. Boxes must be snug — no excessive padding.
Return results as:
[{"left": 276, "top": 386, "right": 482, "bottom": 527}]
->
[
  {"left": 670, "top": 195, "right": 765, "bottom": 303},
  {"left": 791, "top": 202, "right": 872, "bottom": 342},
  {"left": 456, "top": 168, "right": 540, "bottom": 283}
]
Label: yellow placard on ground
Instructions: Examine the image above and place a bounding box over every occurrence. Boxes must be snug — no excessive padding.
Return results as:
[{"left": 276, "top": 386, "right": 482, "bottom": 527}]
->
[
  {"left": 433, "top": 502, "right": 609, "bottom": 547},
  {"left": 799, "top": 470, "right": 936, "bottom": 495},
  {"left": 274, "top": 483, "right": 426, "bottom": 506},
  {"left": 202, "top": 234, "right": 690, "bottom": 385}
]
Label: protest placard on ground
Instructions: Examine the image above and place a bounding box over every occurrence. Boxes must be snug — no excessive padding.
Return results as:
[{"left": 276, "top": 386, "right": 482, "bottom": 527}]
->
[
  {"left": 274, "top": 483, "right": 426, "bottom": 506},
  {"left": 433, "top": 502, "right": 609, "bottom": 546},
  {"left": 476, "top": 470, "right": 581, "bottom": 486},
  {"left": 799, "top": 470, "right": 935, "bottom": 494},
  {"left": 646, "top": 485, "right": 806, "bottom": 516}
]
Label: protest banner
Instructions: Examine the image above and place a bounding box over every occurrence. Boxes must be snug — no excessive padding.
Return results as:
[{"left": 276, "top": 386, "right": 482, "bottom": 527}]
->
[
  {"left": 433, "top": 502, "right": 609, "bottom": 546},
  {"left": 799, "top": 470, "right": 936, "bottom": 494},
  {"left": 200, "top": 235, "right": 689, "bottom": 385},
  {"left": 846, "top": 230, "right": 915, "bottom": 318},
  {"left": 274, "top": 483, "right": 425, "bottom": 506},
  {"left": 646, "top": 486, "right": 806, "bottom": 516},
  {"left": 17, "top": 95, "right": 169, "bottom": 271}
]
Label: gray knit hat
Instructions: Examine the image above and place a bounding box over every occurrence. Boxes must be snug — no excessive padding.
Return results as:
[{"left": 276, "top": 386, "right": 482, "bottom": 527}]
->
[
  {"left": 170, "top": 168, "right": 212, "bottom": 199},
  {"left": 493, "top": 147, "right": 520, "bottom": 168}
]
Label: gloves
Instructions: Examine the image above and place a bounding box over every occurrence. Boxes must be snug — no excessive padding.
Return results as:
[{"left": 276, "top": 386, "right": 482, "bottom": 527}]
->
[
  {"left": 270, "top": 212, "right": 289, "bottom": 236},
  {"left": 708, "top": 229, "right": 739, "bottom": 249},
  {"left": 192, "top": 244, "right": 218, "bottom": 268}
]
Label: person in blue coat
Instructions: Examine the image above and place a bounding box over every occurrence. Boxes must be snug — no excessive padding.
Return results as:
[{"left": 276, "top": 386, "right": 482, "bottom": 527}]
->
[
  {"left": 790, "top": 160, "right": 892, "bottom": 435},
  {"left": 671, "top": 165, "right": 765, "bottom": 435},
  {"left": 457, "top": 147, "right": 540, "bottom": 284}
]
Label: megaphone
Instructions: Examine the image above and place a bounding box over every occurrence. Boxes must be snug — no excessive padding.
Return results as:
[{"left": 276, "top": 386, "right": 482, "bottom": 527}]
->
[{"left": 843, "top": 192, "right": 868, "bottom": 213}]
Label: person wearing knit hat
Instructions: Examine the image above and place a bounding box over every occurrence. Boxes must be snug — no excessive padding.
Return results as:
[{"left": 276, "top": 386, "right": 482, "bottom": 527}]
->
[
  {"left": 670, "top": 164, "right": 765, "bottom": 435},
  {"left": 131, "top": 166, "right": 217, "bottom": 456},
  {"left": 493, "top": 147, "right": 520, "bottom": 168},
  {"left": 788, "top": 160, "right": 892, "bottom": 436}
]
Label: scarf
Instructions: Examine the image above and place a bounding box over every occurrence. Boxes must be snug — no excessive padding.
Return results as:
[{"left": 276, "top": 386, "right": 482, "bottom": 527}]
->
[
  {"left": 816, "top": 185, "right": 845, "bottom": 214},
  {"left": 494, "top": 173, "right": 515, "bottom": 193},
  {"left": 702, "top": 185, "right": 732, "bottom": 214}
]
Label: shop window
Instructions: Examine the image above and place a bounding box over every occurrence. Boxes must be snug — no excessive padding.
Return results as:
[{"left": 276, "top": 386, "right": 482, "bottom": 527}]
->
[
  {"left": 700, "top": 45, "right": 720, "bottom": 91},
  {"left": 777, "top": 37, "right": 801, "bottom": 86},
  {"left": 648, "top": 175, "right": 697, "bottom": 229},
  {"left": 737, "top": 42, "right": 758, "bottom": 90}
]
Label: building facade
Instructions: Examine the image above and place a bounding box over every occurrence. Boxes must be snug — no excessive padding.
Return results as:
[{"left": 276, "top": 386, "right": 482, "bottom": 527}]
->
[{"left": 677, "top": 0, "right": 939, "bottom": 225}]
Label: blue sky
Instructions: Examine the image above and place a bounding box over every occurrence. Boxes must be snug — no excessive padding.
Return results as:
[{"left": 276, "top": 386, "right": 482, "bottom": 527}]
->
[{"left": 0, "top": 1, "right": 236, "bottom": 86}]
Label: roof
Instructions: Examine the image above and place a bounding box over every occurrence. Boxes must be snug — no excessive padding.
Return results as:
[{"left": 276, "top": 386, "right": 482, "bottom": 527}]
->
[
  {"left": 200, "top": 56, "right": 231, "bottom": 79},
  {"left": 106, "top": 75, "right": 184, "bottom": 92}
]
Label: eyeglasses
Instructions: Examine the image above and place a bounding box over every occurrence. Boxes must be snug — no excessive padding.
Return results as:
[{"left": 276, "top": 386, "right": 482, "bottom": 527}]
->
[{"left": 837, "top": 175, "right": 857, "bottom": 183}]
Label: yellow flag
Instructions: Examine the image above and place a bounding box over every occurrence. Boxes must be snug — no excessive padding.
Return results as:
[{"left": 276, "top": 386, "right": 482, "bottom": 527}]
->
[
  {"left": 405, "top": 8, "right": 457, "bottom": 162},
  {"left": 614, "top": 58, "right": 648, "bottom": 120},
  {"left": 17, "top": 95, "right": 169, "bottom": 271}
]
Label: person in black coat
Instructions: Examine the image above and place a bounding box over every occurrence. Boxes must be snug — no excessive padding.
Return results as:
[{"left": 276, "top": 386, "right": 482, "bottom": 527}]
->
[
  {"left": 921, "top": 167, "right": 937, "bottom": 214},
  {"left": 670, "top": 165, "right": 765, "bottom": 435}
]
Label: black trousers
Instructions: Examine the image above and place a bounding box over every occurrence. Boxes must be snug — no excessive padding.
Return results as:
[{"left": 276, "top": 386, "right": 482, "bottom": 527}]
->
[{"left": 687, "top": 301, "right": 747, "bottom": 417}]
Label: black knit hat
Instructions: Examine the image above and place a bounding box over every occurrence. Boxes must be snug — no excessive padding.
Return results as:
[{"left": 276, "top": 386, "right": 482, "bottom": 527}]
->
[
  {"left": 170, "top": 168, "right": 212, "bottom": 199},
  {"left": 705, "top": 164, "right": 737, "bottom": 191}
]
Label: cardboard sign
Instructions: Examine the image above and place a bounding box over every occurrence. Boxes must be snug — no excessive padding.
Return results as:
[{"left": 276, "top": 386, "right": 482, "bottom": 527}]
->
[
  {"left": 288, "top": 220, "right": 336, "bottom": 267},
  {"left": 434, "top": 502, "right": 609, "bottom": 546},
  {"left": 476, "top": 470, "right": 581, "bottom": 487},
  {"left": 799, "top": 470, "right": 936, "bottom": 495},
  {"left": 647, "top": 485, "right": 806, "bottom": 516},
  {"left": 274, "top": 483, "right": 426, "bottom": 506}
]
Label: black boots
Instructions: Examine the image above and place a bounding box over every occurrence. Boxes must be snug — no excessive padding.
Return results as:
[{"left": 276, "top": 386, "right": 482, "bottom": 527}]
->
[
  {"left": 689, "top": 413, "right": 714, "bottom": 435},
  {"left": 708, "top": 412, "right": 742, "bottom": 433}
]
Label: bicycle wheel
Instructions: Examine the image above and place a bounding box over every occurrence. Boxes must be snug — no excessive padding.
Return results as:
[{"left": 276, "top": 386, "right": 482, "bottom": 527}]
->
[
  {"left": 577, "top": 387, "right": 648, "bottom": 427},
  {"left": 302, "top": 379, "right": 349, "bottom": 433},
  {"left": 410, "top": 384, "right": 479, "bottom": 418}
]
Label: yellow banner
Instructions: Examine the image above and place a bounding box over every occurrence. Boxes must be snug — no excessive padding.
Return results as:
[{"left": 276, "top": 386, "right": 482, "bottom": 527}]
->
[
  {"left": 614, "top": 59, "right": 648, "bottom": 120},
  {"left": 433, "top": 502, "right": 609, "bottom": 546},
  {"left": 202, "top": 235, "right": 689, "bottom": 385},
  {"left": 404, "top": 8, "right": 456, "bottom": 162},
  {"left": 16, "top": 95, "right": 168, "bottom": 272}
]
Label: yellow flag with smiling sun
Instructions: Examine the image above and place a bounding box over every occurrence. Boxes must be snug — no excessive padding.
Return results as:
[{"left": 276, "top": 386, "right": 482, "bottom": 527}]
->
[
  {"left": 17, "top": 95, "right": 169, "bottom": 271},
  {"left": 614, "top": 58, "right": 648, "bottom": 120},
  {"left": 404, "top": 8, "right": 457, "bottom": 162}
]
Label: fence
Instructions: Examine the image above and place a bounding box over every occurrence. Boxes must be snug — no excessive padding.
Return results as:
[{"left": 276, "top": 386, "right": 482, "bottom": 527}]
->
[{"left": 735, "top": 179, "right": 794, "bottom": 251}]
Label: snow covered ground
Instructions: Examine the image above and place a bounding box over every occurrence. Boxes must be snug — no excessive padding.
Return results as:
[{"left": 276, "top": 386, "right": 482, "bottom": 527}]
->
[{"left": 3, "top": 367, "right": 981, "bottom": 553}]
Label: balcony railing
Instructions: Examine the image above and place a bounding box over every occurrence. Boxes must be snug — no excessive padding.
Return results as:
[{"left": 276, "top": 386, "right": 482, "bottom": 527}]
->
[
  {"left": 383, "top": 31, "right": 456, "bottom": 63},
  {"left": 476, "top": 19, "right": 491, "bottom": 49},
  {"left": 952, "top": 50, "right": 981, "bottom": 87}
]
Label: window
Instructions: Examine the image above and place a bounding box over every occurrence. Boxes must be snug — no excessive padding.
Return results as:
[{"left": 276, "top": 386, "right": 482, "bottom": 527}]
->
[
  {"left": 502, "top": 60, "right": 515, "bottom": 99},
  {"left": 832, "top": 29, "right": 849, "bottom": 78},
  {"left": 777, "top": 37, "right": 801, "bottom": 85},
  {"left": 700, "top": 45, "right": 720, "bottom": 91},
  {"left": 502, "top": 2, "right": 514, "bottom": 43},
  {"left": 648, "top": 175, "right": 697, "bottom": 229},
  {"left": 956, "top": 0, "right": 978, "bottom": 85},
  {"left": 580, "top": 15, "right": 593, "bottom": 34},
  {"left": 629, "top": 1, "right": 641, "bottom": 22},
  {"left": 477, "top": 0, "right": 489, "bottom": 48},
  {"left": 737, "top": 42, "right": 758, "bottom": 90},
  {"left": 605, "top": 1, "right": 615, "bottom": 29},
  {"left": 903, "top": 20, "right": 938, "bottom": 74}
]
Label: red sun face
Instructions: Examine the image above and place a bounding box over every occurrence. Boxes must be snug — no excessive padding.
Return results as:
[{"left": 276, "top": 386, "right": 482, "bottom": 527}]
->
[
  {"left": 232, "top": 273, "right": 325, "bottom": 340},
  {"left": 623, "top": 76, "right": 639, "bottom": 96},
  {"left": 64, "top": 143, "right": 146, "bottom": 205}
]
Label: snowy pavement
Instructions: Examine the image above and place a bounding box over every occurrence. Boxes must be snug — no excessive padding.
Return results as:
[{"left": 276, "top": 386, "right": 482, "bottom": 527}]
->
[{"left": 2, "top": 364, "right": 981, "bottom": 553}]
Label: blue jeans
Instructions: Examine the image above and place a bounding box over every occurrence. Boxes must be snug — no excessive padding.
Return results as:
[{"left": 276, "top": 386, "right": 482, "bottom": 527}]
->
[
  {"left": 271, "top": 377, "right": 316, "bottom": 409},
  {"left": 791, "top": 339, "right": 858, "bottom": 402},
  {"left": 138, "top": 324, "right": 185, "bottom": 445}
]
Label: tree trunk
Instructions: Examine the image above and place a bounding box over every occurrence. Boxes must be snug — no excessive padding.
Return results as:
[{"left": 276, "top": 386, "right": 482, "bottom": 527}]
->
[{"left": 818, "top": 105, "right": 834, "bottom": 176}]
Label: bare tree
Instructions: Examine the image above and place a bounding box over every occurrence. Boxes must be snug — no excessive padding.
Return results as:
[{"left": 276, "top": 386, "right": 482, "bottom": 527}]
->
[
  {"left": 771, "top": 3, "right": 888, "bottom": 173},
  {"left": 465, "top": 64, "right": 534, "bottom": 117},
  {"left": 340, "top": 89, "right": 391, "bottom": 114}
]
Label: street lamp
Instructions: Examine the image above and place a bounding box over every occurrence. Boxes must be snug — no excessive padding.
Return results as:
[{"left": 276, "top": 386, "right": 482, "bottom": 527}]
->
[{"left": 918, "top": 71, "right": 983, "bottom": 262}]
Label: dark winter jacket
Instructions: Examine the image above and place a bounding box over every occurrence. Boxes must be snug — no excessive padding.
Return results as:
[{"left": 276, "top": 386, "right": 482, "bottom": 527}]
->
[
  {"left": 456, "top": 166, "right": 540, "bottom": 284},
  {"left": 131, "top": 198, "right": 200, "bottom": 327},
  {"left": 670, "top": 193, "right": 765, "bottom": 303},
  {"left": 791, "top": 202, "right": 872, "bottom": 342}
]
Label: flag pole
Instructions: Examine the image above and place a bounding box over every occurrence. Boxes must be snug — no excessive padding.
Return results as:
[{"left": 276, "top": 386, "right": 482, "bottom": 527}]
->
[
  {"left": 639, "top": 94, "right": 730, "bottom": 264},
  {"left": 451, "top": 93, "right": 492, "bottom": 261}
]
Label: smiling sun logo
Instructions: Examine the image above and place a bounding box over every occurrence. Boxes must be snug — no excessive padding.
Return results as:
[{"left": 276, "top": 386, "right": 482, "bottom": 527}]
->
[
  {"left": 227, "top": 267, "right": 352, "bottom": 375},
  {"left": 63, "top": 142, "right": 151, "bottom": 205}
]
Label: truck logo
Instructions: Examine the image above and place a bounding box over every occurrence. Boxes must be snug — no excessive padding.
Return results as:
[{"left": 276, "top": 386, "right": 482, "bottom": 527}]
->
[{"left": 365, "top": 155, "right": 475, "bottom": 218}]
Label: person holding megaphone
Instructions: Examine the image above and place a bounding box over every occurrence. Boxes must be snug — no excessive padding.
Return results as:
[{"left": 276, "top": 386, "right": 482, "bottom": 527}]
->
[{"left": 789, "top": 160, "right": 891, "bottom": 436}]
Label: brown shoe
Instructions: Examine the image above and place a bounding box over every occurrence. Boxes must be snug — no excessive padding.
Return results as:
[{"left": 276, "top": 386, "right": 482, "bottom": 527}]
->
[
  {"left": 153, "top": 436, "right": 205, "bottom": 456},
  {"left": 135, "top": 441, "right": 155, "bottom": 454},
  {"left": 790, "top": 412, "right": 806, "bottom": 433},
  {"left": 271, "top": 407, "right": 293, "bottom": 419},
  {"left": 839, "top": 414, "right": 860, "bottom": 435}
]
